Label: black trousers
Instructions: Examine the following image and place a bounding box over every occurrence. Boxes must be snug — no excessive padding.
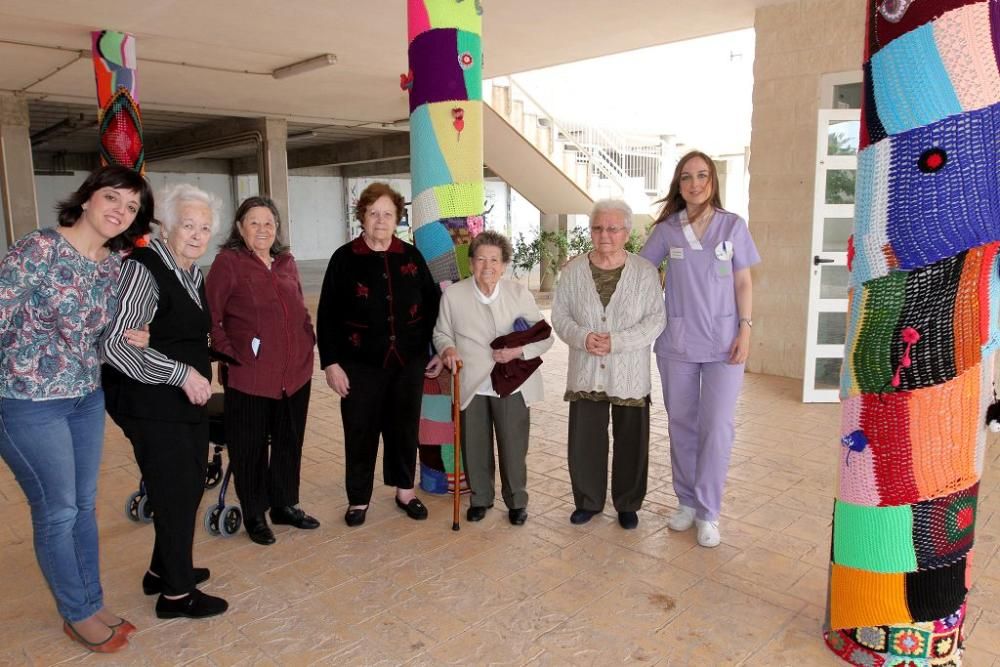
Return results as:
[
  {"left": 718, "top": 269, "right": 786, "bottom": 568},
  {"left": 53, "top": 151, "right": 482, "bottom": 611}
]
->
[
  {"left": 117, "top": 415, "right": 207, "bottom": 597},
  {"left": 567, "top": 398, "right": 650, "bottom": 513},
  {"left": 224, "top": 382, "right": 311, "bottom": 519},
  {"left": 340, "top": 358, "right": 425, "bottom": 506}
]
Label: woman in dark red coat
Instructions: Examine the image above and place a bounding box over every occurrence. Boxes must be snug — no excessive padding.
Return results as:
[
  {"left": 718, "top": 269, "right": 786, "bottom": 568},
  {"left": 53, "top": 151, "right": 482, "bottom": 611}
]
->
[{"left": 205, "top": 196, "right": 319, "bottom": 546}]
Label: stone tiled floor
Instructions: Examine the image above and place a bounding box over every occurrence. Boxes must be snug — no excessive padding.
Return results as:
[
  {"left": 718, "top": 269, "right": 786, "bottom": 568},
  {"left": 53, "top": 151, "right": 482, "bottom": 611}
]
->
[{"left": 3, "top": 306, "right": 1000, "bottom": 665}]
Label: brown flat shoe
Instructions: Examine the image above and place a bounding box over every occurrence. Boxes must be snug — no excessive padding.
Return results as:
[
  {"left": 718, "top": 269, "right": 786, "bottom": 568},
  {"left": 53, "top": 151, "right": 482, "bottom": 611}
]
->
[{"left": 63, "top": 621, "right": 129, "bottom": 653}]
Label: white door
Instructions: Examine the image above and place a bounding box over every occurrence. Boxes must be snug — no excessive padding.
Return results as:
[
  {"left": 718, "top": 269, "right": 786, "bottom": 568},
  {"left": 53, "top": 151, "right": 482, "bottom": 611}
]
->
[{"left": 802, "top": 108, "right": 860, "bottom": 402}]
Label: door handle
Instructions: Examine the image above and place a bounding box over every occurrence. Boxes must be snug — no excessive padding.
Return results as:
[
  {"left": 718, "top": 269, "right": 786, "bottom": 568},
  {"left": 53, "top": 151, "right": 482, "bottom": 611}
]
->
[{"left": 813, "top": 256, "right": 835, "bottom": 265}]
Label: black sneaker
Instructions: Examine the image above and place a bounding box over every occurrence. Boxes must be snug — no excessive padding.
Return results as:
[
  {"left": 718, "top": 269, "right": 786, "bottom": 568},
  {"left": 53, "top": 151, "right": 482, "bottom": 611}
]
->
[
  {"left": 155, "top": 589, "right": 228, "bottom": 619},
  {"left": 143, "top": 568, "right": 210, "bottom": 595}
]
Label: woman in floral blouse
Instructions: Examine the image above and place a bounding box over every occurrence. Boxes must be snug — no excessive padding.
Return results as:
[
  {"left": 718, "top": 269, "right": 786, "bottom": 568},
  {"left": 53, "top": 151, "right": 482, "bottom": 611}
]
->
[{"left": 0, "top": 166, "right": 153, "bottom": 653}]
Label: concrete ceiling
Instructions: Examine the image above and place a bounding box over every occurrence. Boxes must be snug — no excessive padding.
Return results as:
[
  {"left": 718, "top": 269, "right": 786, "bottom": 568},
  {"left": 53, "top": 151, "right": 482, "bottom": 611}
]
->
[{"left": 1, "top": 1, "right": 786, "bottom": 130}]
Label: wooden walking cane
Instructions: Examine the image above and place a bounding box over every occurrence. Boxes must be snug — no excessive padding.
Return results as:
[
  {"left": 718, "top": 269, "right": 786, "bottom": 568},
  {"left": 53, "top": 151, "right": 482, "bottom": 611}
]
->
[{"left": 452, "top": 360, "right": 463, "bottom": 531}]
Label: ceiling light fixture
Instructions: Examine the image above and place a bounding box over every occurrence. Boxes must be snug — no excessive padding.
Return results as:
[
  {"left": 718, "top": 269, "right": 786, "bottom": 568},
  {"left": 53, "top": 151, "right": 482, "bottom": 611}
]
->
[{"left": 272, "top": 54, "right": 338, "bottom": 80}]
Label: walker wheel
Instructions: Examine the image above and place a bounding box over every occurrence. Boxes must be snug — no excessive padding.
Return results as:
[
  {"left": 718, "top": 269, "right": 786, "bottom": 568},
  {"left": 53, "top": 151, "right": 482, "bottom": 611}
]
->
[
  {"left": 204, "top": 463, "right": 223, "bottom": 489},
  {"left": 137, "top": 496, "right": 154, "bottom": 523},
  {"left": 220, "top": 505, "right": 242, "bottom": 537},
  {"left": 125, "top": 491, "right": 144, "bottom": 523},
  {"left": 204, "top": 506, "right": 223, "bottom": 536}
]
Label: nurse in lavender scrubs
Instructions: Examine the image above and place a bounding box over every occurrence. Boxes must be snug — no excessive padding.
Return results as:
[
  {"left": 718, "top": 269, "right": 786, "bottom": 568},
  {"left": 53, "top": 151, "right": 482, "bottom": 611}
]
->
[{"left": 640, "top": 150, "right": 760, "bottom": 548}]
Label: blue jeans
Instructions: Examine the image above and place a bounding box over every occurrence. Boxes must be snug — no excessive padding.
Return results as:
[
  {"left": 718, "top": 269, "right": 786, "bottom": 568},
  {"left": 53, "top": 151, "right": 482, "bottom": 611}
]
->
[{"left": 0, "top": 389, "right": 106, "bottom": 622}]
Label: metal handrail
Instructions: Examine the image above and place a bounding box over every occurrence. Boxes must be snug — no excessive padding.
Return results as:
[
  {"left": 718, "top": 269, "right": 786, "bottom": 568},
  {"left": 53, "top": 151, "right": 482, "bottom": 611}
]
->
[
  {"left": 489, "top": 76, "right": 627, "bottom": 196},
  {"left": 487, "top": 76, "right": 663, "bottom": 199}
]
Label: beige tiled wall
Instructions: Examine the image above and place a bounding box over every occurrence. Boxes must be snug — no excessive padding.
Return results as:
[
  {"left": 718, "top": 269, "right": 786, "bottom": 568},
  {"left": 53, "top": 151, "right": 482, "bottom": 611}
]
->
[{"left": 748, "top": 0, "right": 865, "bottom": 379}]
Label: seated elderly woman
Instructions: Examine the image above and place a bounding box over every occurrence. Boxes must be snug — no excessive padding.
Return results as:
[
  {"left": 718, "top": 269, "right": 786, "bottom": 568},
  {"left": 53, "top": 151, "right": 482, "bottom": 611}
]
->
[
  {"left": 552, "top": 199, "right": 665, "bottom": 530},
  {"left": 434, "top": 230, "right": 553, "bottom": 525},
  {"left": 102, "top": 183, "right": 228, "bottom": 620}
]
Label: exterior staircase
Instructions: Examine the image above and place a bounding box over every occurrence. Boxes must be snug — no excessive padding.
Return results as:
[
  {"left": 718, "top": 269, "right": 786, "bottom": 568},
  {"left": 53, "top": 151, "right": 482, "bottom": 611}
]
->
[{"left": 483, "top": 76, "right": 664, "bottom": 222}]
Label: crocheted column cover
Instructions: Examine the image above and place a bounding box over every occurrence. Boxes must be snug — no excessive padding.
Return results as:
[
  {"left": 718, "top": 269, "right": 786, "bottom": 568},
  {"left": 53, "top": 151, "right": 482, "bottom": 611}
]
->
[
  {"left": 91, "top": 30, "right": 144, "bottom": 174},
  {"left": 407, "top": 0, "right": 484, "bottom": 493},
  {"left": 825, "top": 2, "right": 1000, "bottom": 665}
]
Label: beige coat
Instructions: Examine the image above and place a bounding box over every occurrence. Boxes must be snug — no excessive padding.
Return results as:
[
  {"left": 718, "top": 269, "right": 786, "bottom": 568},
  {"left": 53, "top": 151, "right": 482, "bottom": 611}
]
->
[{"left": 433, "top": 278, "right": 553, "bottom": 410}]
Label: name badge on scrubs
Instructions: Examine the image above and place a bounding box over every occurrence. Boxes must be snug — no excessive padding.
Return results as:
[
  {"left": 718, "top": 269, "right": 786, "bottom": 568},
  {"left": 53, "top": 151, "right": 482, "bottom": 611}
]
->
[
  {"left": 714, "top": 240, "right": 734, "bottom": 261},
  {"left": 670, "top": 246, "right": 684, "bottom": 260}
]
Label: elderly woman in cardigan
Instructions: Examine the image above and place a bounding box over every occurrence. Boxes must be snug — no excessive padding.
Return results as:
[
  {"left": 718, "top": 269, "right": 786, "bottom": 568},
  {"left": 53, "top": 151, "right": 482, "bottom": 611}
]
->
[
  {"left": 551, "top": 199, "right": 665, "bottom": 530},
  {"left": 434, "top": 230, "right": 553, "bottom": 525}
]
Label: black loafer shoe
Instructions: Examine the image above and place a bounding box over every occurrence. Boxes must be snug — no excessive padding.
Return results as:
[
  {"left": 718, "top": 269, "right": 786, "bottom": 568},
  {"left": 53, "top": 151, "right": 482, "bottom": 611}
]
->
[
  {"left": 143, "top": 568, "right": 210, "bottom": 595},
  {"left": 570, "top": 509, "right": 599, "bottom": 525},
  {"left": 466, "top": 505, "right": 492, "bottom": 522},
  {"left": 155, "top": 589, "right": 228, "bottom": 619},
  {"left": 618, "top": 511, "right": 639, "bottom": 530},
  {"left": 344, "top": 507, "right": 368, "bottom": 527},
  {"left": 269, "top": 505, "right": 320, "bottom": 530},
  {"left": 508, "top": 508, "right": 528, "bottom": 526},
  {"left": 395, "top": 496, "right": 428, "bottom": 520},
  {"left": 244, "top": 515, "right": 276, "bottom": 545}
]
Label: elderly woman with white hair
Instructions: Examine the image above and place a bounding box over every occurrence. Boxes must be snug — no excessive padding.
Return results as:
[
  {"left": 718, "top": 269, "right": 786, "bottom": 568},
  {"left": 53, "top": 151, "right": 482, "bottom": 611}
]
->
[
  {"left": 552, "top": 199, "right": 665, "bottom": 530},
  {"left": 102, "top": 183, "right": 228, "bottom": 620}
]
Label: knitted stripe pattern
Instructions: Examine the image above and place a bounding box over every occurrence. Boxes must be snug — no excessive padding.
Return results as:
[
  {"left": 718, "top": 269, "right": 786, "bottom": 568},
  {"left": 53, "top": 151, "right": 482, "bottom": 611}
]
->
[
  {"left": 408, "top": 1, "right": 484, "bottom": 483},
  {"left": 826, "top": 2, "right": 1000, "bottom": 664}
]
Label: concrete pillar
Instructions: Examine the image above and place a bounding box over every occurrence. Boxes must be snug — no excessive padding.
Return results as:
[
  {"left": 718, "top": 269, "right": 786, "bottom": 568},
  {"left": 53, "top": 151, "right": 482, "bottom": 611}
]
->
[
  {"left": 0, "top": 94, "right": 38, "bottom": 247},
  {"left": 539, "top": 212, "right": 568, "bottom": 291},
  {"left": 257, "top": 118, "right": 290, "bottom": 246}
]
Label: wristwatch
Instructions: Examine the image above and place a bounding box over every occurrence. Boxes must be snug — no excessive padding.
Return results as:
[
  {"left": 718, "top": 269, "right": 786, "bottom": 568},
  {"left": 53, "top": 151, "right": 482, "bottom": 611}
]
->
[{"left": 739, "top": 318, "right": 753, "bottom": 328}]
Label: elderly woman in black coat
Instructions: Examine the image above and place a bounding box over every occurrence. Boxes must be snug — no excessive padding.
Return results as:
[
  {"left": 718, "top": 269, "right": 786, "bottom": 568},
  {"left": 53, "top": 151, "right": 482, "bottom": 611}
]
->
[{"left": 317, "top": 182, "right": 442, "bottom": 527}]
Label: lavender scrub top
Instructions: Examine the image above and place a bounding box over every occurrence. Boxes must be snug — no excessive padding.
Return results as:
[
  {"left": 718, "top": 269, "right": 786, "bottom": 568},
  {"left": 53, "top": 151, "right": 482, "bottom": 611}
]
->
[
  {"left": 0, "top": 228, "right": 121, "bottom": 400},
  {"left": 640, "top": 209, "right": 760, "bottom": 363}
]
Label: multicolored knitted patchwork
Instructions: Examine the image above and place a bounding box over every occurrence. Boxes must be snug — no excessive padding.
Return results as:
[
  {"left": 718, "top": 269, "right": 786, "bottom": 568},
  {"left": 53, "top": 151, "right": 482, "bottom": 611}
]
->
[
  {"left": 91, "top": 30, "right": 144, "bottom": 173},
  {"left": 407, "top": 0, "right": 484, "bottom": 490},
  {"left": 826, "top": 2, "right": 1000, "bottom": 664}
]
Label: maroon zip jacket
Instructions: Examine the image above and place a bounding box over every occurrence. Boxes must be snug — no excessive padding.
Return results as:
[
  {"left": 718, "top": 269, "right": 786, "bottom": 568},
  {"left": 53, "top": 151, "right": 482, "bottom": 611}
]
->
[{"left": 205, "top": 246, "right": 315, "bottom": 399}]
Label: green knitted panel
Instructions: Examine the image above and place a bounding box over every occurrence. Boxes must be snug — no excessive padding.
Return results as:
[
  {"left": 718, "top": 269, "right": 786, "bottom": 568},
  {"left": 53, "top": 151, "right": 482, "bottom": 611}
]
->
[
  {"left": 854, "top": 271, "right": 906, "bottom": 393},
  {"left": 833, "top": 500, "right": 918, "bottom": 573}
]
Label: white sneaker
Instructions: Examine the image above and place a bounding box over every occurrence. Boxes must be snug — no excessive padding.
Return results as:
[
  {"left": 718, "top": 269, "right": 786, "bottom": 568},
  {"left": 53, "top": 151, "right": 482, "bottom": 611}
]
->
[
  {"left": 666, "top": 505, "right": 696, "bottom": 531},
  {"left": 696, "top": 519, "right": 721, "bottom": 548}
]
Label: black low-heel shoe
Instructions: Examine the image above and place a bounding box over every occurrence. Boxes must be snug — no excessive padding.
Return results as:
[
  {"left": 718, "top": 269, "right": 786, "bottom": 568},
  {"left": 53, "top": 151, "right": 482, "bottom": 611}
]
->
[
  {"left": 466, "top": 504, "right": 492, "bottom": 522},
  {"left": 244, "top": 515, "right": 276, "bottom": 545},
  {"left": 155, "top": 589, "right": 228, "bottom": 619},
  {"left": 395, "top": 496, "right": 428, "bottom": 520},
  {"left": 344, "top": 507, "right": 368, "bottom": 527},
  {"left": 269, "top": 505, "right": 320, "bottom": 529},
  {"left": 508, "top": 508, "right": 528, "bottom": 525},
  {"left": 143, "top": 568, "right": 210, "bottom": 595}
]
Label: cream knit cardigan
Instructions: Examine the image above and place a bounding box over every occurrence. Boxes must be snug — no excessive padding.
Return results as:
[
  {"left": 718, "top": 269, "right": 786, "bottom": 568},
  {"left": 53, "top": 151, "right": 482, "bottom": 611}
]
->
[
  {"left": 433, "top": 278, "right": 554, "bottom": 410},
  {"left": 552, "top": 253, "right": 666, "bottom": 400}
]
